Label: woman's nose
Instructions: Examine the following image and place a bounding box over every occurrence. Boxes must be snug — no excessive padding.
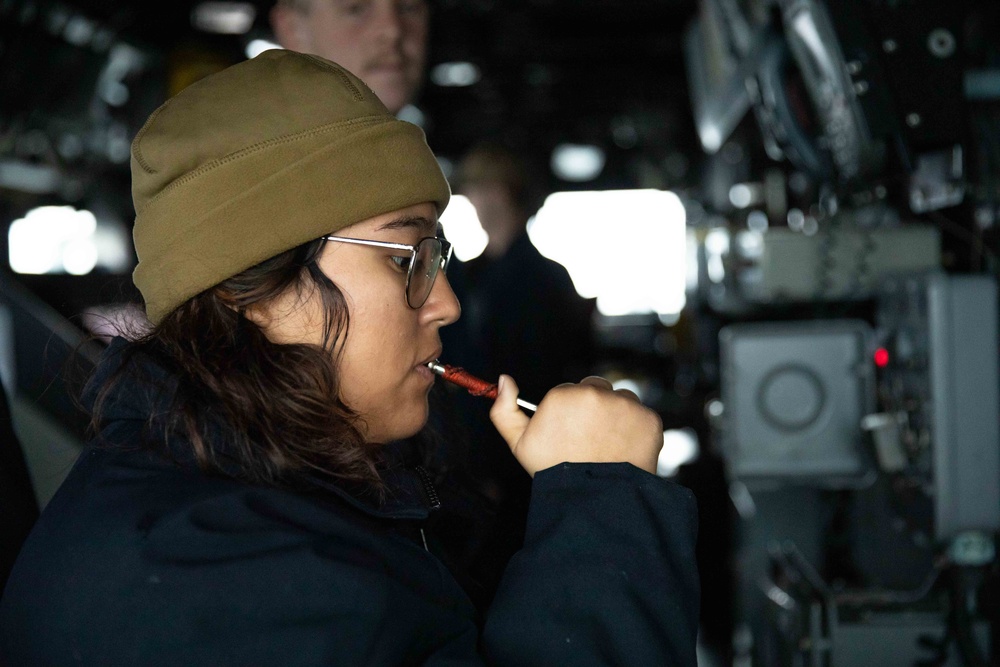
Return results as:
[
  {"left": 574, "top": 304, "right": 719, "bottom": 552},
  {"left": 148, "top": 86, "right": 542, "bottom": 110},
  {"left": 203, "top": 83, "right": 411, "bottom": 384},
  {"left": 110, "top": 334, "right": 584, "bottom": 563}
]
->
[
  {"left": 371, "top": 4, "right": 404, "bottom": 43},
  {"left": 423, "top": 271, "right": 461, "bottom": 327}
]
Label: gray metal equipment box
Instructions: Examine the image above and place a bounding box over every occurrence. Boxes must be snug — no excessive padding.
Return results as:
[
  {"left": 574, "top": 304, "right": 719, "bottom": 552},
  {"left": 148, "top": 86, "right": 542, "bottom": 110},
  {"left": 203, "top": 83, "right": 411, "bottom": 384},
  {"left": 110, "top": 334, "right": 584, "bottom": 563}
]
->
[{"left": 720, "top": 320, "right": 875, "bottom": 486}]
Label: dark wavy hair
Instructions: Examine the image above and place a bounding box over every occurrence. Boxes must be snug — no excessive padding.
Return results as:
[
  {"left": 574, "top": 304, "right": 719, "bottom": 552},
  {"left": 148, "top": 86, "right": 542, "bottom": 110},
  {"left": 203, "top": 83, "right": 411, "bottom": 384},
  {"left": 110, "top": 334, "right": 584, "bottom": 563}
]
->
[{"left": 89, "top": 238, "right": 384, "bottom": 492}]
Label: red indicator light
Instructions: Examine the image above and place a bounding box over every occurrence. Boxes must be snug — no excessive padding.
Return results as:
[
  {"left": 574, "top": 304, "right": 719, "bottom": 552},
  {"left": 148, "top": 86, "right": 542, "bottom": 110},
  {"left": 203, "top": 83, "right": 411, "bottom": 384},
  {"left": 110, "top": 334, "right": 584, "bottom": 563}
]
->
[{"left": 874, "top": 347, "right": 890, "bottom": 368}]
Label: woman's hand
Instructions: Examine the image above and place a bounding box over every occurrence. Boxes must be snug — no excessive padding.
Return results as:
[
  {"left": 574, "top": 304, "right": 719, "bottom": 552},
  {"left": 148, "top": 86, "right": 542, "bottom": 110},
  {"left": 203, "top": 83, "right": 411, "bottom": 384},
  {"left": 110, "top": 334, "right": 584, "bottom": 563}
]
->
[{"left": 490, "top": 375, "right": 663, "bottom": 477}]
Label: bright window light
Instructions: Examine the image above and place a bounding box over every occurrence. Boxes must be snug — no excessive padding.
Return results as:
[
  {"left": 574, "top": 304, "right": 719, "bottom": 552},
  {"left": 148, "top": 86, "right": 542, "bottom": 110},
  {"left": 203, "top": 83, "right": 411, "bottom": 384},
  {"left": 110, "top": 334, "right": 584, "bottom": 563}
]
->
[
  {"left": 246, "top": 39, "right": 281, "bottom": 60},
  {"left": 439, "top": 195, "right": 488, "bottom": 261},
  {"left": 686, "top": 230, "right": 700, "bottom": 293},
  {"left": 700, "top": 125, "right": 723, "bottom": 154},
  {"left": 704, "top": 227, "right": 730, "bottom": 284},
  {"left": 729, "top": 183, "right": 760, "bottom": 208},
  {"left": 8, "top": 206, "right": 130, "bottom": 275},
  {"left": 528, "top": 189, "right": 687, "bottom": 317},
  {"left": 551, "top": 144, "right": 606, "bottom": 182},
  {"left": 430, "top": 62, "right": 481, "bottom": 87},
  {"left": 397, "top": 104, "right": 426, "bottom": 128},
  {"left": 192, "top": 2, "right": 256, "bottom": 35},
  {"left": 611, "top": 377, "right": 643, "bottom": 398},
  {"left": 63, "top": 240, "right": 99, "bottom": 275},
  {"left": 657, "top": 428, "right": 700, "bottom": 477}
]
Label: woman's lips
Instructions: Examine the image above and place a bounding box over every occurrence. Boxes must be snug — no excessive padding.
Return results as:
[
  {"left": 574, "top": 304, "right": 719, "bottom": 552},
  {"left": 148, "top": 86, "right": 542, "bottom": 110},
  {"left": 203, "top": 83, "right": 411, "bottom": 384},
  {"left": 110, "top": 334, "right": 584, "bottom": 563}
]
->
[{"left": 415, "top": 362, "right": 434, "bottom": 384}]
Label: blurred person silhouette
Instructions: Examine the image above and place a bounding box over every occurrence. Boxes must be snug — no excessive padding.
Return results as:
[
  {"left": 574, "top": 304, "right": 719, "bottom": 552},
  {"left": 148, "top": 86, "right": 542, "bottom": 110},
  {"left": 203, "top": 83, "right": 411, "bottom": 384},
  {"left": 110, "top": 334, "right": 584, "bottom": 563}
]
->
[
  {"left": 270, "top": 0, "right": 428, "bottom": 115},
  {"left": 454, "top": 142, "right": 594, "bottom": 412},
  {"left": 446, "top": 141, "right": 595, "bottom": 587}
]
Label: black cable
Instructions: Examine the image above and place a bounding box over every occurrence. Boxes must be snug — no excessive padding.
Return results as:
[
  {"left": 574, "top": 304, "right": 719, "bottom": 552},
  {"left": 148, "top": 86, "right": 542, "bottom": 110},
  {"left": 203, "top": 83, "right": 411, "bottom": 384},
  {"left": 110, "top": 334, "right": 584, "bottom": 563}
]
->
[{"left": 949, "top": 566, "right": 989, "bottom": 667}]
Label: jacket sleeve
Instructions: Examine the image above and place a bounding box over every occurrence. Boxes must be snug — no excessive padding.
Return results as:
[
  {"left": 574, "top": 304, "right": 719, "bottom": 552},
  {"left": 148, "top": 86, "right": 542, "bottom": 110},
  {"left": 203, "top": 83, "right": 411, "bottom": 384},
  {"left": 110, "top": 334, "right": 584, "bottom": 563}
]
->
[{"left": 480, "top": 462, "right": 700, "bottom": 666}]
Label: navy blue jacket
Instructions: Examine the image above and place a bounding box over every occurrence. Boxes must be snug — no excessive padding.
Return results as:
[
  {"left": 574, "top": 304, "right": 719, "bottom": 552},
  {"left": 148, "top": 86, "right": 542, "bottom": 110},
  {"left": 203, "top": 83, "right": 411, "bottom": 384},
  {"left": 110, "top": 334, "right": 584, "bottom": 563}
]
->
[{"left": 0, "top": 344, "right": 699, "bottom": 665}]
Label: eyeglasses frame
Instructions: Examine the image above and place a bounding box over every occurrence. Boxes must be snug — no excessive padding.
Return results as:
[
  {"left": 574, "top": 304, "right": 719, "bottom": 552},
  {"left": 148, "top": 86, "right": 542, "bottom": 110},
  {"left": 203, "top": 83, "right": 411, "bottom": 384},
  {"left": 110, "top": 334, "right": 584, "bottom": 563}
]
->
[{"left": 321, "top": 234, "right": 453, "bottom": 309}]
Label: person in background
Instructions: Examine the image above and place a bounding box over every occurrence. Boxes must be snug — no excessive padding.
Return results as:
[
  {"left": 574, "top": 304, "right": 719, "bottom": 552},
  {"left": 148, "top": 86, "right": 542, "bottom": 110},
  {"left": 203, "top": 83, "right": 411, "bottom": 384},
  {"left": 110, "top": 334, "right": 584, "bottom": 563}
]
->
[
  {"left": 269, "top": 0, "right": 428, "bottom": 115},
  {"left": 445, "top": 141, "right": 596, "bottom": 593},
  {"left": 0, "top": 51, "right": 699, "bottom": 666},
  {"left": 454, "top": 142, "right": 593, "bottom": 400}
]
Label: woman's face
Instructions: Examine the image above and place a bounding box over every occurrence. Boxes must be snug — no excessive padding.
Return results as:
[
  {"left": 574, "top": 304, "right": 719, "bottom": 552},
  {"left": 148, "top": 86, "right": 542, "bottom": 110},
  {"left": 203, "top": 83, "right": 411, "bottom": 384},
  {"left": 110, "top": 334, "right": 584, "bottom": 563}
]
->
[{"left": 257, "top": 202, "right": 460, "bottom": 443}]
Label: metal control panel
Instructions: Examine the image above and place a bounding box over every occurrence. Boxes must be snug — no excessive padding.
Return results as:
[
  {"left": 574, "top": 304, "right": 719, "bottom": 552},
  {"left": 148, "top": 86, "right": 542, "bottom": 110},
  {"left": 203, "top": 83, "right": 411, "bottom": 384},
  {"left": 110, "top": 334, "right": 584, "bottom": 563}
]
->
[{"left": 875, "top": 273, "right": 1000, "bottom": 539}]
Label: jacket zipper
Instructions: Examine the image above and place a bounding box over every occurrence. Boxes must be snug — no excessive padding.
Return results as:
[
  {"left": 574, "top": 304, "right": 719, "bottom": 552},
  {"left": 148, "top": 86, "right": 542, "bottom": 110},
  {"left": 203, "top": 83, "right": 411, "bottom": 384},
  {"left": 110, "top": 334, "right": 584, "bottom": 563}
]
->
[
  {"left": 413, "top": 466, "right": 439, "bottom": 553},
  {"left": 414, "top": 465, "right": 442, "bottom": 511}
]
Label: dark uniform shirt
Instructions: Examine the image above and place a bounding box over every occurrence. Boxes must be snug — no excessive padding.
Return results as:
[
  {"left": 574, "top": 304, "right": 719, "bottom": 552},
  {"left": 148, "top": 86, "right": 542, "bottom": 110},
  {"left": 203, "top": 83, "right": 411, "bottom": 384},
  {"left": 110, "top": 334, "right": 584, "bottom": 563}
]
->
[{"left": 442, "top": 232, "right": 596, "bottom": 587}]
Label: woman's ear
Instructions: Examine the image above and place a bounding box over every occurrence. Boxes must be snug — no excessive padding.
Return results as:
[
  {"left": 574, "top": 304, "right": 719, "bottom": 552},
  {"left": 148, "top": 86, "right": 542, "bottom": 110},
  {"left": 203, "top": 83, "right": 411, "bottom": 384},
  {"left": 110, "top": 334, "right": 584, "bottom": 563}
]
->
[
  {"left": 239, "top": 282, "right": 326, "bottom": 347},
  {"left": 238, "top": 297, "right": 277, "bottom": 334}
]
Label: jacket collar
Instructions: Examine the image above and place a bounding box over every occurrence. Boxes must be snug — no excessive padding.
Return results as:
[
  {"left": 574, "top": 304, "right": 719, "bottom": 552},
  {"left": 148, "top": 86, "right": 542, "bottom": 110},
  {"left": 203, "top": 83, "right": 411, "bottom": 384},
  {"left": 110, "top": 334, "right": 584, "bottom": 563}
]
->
[
  {"left": 87, "top": 338, "right": 437, "bottom": 521},
  {"left": 304, "top": 461, "right": 436, "bottom": 521}
]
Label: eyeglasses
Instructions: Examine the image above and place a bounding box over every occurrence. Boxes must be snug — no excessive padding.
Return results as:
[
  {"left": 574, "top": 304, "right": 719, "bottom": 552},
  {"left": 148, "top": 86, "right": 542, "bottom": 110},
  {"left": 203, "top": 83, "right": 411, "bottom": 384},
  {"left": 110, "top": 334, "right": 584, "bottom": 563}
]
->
[{"left": 322, "top": 235, "right": 453, "bottom": 309}]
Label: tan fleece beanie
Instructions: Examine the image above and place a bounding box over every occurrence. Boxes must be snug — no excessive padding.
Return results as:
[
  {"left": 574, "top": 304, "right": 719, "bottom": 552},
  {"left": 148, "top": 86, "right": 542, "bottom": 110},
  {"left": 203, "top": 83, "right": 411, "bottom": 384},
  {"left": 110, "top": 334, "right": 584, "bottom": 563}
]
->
[{"left": 131, "top": 49, "right": 450, "bottom": 324}]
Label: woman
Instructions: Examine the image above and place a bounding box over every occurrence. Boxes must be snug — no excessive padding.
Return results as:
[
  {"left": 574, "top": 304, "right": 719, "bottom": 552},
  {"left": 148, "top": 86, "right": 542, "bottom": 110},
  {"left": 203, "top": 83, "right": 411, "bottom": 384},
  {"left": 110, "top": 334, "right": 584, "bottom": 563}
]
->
[{"left": 0, "top": 51, "right": 699, "bottom": 666}]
